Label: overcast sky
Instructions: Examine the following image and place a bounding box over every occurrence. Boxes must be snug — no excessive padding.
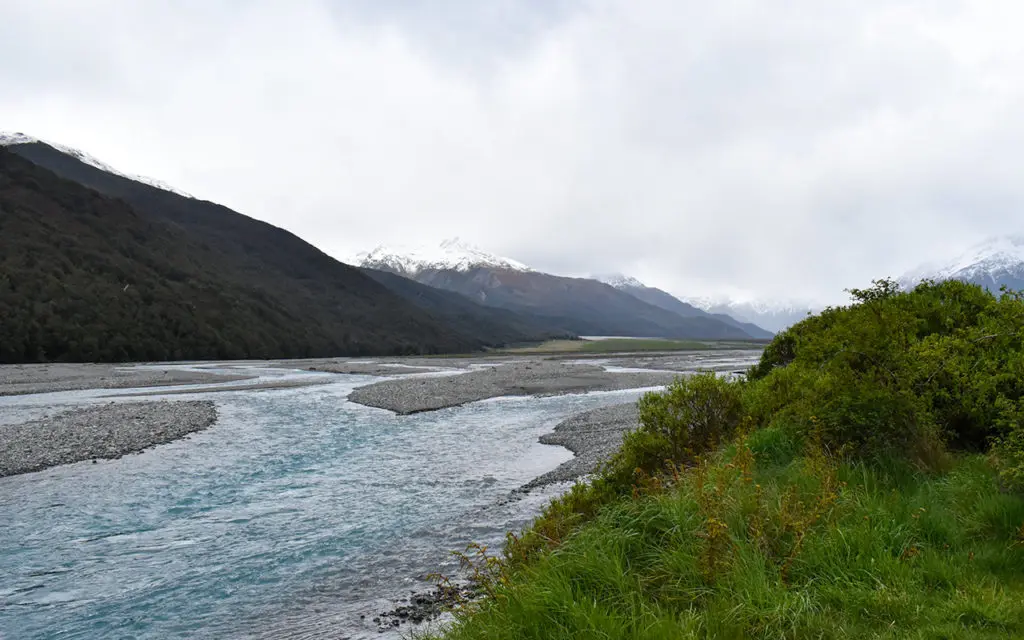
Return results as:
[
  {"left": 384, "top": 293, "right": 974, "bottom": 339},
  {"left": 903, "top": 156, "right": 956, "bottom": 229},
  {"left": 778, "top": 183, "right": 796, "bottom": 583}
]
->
[{"left": 4, "top": 0, "right": 1024, "bottom": 305}]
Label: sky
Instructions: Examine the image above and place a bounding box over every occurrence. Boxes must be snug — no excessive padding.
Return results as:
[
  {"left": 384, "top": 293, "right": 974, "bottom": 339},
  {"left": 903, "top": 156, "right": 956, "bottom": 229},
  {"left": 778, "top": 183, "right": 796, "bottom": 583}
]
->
[{"left": 3, "top": 0, "right": 1024, "bottom": 305}]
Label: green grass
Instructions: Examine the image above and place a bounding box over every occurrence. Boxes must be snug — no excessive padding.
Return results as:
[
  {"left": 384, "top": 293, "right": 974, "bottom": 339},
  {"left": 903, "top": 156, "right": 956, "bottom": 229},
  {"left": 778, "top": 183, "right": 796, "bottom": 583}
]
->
[
  {"left": 432, "top": 430, "right": 1024, "bottom": 639},
  {"left": 502, "top": 338, "right": 765, "bottom": 354}
]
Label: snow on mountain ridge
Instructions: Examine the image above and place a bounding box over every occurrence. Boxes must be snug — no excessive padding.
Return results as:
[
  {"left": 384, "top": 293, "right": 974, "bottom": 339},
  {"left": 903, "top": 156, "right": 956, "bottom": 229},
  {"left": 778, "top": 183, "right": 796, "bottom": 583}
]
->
[
  {"left": 0, "top": 131, "right": 194, "bottom": 199},
  {"left": 685, "top": 295, "right": 812, "bottom": 316},
  {"left": 357, "top": 237, "right": 531, "bottom": 274},
  {"left": 902, "top": 235, "right": 1024, "bottom": 287},
  {"left": 596, "top": 273, "right": 646, "bottom": 289}
]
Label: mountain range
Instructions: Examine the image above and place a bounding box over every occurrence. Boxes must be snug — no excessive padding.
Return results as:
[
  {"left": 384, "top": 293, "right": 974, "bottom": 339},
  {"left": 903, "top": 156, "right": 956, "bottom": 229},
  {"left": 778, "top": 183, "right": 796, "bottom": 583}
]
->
[
  {"left": 689, "top": 235, "right": 1024, "bottom": 335},
  {"left": 8, "top": 131, "right": 1019, "bottom": 364},
  {"left": 1, "top": 135, "right": 569, "bottom": 362},
  {"left": 596, "top": 276, "right": 775, "bottom": 340},
  {"left": 1, "top": 133, "right": 769, "bottom": 363},
  {"left": 358, "top": 241, "right": 770, "bottom": 340},
  {"left": 683, "top": 298, "right": 817, "bottom": 335},
  {"left": 900, "top": 235, "right": 1024, "bottom": 293}
]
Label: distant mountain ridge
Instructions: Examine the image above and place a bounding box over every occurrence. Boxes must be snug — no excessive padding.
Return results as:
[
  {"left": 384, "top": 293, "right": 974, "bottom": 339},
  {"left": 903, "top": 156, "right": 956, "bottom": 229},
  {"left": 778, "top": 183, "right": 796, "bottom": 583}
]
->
[
  {"left": 358, "top": 267, "right": 573, "bottom": 344},
  {"left": 901, "top": 235, "right": 1024, "bottom": 293},
  {"left": 2, "top": 131, "right": 784, "bottom": 358},
  {"left": 359, "top": 243, "right": 766, "bottom": 340},
  {"left": 596, "top": 274, "right": 774, "bottom": 339},
  {"left": 686, "top": 297, "right": 816, "bottom": 334},
  {"left": 359, "top": 238, "right": 530, "bottom": 276}
]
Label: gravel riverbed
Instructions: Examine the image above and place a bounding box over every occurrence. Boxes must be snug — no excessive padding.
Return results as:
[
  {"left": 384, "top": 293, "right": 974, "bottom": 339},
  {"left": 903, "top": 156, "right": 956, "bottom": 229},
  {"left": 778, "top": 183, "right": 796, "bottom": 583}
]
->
[
  {"left": 522, "top": 402, "right": 640, "bottom": 490},
  {"left": 0, "top": 363, "right": 251, "bottom": 397},
  {"left": 348, "top": 361, "right": 678, "bottom": 414},
  {"left": 0, "top": 401, "right": 217, "bottom": 477}
]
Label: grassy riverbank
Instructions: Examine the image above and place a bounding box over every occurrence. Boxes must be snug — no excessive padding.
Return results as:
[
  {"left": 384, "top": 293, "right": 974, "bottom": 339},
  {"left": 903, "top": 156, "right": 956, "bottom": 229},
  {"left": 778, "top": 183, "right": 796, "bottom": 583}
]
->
[
  {"left": 431, "top": 279, "right": 1024, "bottom": 639},
  {"left": 441, "top": 441, "right": 1024, "bottom": 638}
]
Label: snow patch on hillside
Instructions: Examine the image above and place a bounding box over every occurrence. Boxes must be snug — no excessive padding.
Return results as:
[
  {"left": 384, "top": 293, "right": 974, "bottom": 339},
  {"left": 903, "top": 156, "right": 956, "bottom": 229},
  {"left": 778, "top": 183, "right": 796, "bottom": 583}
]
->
[
  {"left": 596, "top": 273, "right": 646, "bottom": 289},
  {"left": 902, "top": 235, "right": 1024, "bottom": 286},
  {"left": 357, "top": 238, "right": 531, "bottom": 275},
  {"left": 1, "top": 131, "right": 194, "bottom": 199}
]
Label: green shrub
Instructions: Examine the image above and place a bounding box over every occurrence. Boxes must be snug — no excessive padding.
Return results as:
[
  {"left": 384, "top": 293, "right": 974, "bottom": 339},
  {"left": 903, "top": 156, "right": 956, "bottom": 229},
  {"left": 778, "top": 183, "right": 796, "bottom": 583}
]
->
[
  {"left": 602, "top": 429, "right": 673, "bottom": 485},
  {"left": 744, "top": 279, "right": 1024, "bottom": 474},
  {"left": 635, "top": 372, "right": 744, "bottom": 464}
]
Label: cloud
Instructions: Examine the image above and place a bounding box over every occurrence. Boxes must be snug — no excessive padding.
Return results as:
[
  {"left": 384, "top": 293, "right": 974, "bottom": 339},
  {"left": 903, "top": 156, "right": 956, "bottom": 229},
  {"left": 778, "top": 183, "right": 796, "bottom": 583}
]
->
[{"left": 3, "top": 0, "right": 1024, "bottom": 304}]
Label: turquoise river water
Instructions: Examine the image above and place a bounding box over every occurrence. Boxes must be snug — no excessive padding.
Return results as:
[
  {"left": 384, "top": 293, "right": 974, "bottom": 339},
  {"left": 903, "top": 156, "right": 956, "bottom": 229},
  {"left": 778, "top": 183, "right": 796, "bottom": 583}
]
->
[{"left": 0, "top": 354, "right": 757, "bottom": 639}]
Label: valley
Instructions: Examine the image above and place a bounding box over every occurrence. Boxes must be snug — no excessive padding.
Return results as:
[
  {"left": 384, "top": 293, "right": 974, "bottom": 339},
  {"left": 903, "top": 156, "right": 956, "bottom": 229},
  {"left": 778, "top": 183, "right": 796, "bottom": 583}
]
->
[
  {"left": 3, "top": 131, "right": 1024, "bottom": 640},
  {"left": 6, "top": 3, "right": 1024, "bottom": 637}
]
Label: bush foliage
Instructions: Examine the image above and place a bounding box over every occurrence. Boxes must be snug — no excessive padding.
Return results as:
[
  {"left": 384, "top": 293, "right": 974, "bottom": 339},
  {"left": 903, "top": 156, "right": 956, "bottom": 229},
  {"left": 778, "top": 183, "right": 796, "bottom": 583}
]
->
[
  {"left": 746, "top": 279, "right": 1024, "bottom": 484},
  {"left": 637, "top": 372, "right": 744, "bottom": 463}
]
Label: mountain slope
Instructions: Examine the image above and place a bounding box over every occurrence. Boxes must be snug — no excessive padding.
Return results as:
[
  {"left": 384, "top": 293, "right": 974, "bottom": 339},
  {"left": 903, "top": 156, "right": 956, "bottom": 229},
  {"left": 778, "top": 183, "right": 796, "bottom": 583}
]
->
[
  {"left": 901, "top": 235, "right": 1024, "bottom": 293},
  {"left": 0, "top": 145, "right": 492, "bottom": 362},
  {"left": 597, "top": 275, "right": 774, "bottom": 339},
  {"left": 0, "top": 132, "right": 193, "bottom": 197},
  {"left": 358, "top": 267, "right": 574, "bottom": 345},
  {"left": 361, "top": 244, "right": 758, "bottom": 340}
]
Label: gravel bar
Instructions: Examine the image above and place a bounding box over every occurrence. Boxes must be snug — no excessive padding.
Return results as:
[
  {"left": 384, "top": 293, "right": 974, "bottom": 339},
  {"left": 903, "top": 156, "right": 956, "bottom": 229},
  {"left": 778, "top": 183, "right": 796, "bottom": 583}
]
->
[
  {"left": 0, "top": 363, "right": 251, "bottom": 397},
  {"left": 0, "top": 400, "right": 217, "bottom": 477},
  {"left": 348, "top": 361, "right": 678, "bottom": 414},
  {"left": 521, "top": 402, "right": 640, "bottom": 490}
]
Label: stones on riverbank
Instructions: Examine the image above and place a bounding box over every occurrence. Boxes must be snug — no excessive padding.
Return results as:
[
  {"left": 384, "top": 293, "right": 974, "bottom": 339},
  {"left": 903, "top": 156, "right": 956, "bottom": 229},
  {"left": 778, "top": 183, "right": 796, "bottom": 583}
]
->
[
  {"left": 348, "top": 361, "right": 677, "bottom": 414},
  {"left": 0, "top": 363, "right": 251, "bottom": 397},
  {"left": 374, "top": 583, "right": 476, "bottom": 632},
  {"left": 0, "top": 400, "right": 217, "bottom": 477},
  {"left": 520, "top": 402, "right": 640, "bottom": 491}
]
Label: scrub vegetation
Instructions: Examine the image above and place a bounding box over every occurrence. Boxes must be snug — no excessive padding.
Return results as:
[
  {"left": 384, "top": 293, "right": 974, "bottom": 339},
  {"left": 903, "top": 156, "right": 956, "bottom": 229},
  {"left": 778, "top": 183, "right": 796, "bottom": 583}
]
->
[{"left": 432, "top": 279, "right": 1024, "bottom": 639}]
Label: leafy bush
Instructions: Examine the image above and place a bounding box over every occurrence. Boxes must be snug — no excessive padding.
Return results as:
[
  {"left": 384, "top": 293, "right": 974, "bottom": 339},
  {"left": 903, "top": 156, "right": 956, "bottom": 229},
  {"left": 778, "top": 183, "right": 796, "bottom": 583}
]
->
[
  {"left": 635, "top": 372, "right": 744, "bottom": 463},
  {"left": 745, "top": 279, "right": 1024, "bottom": 480}
]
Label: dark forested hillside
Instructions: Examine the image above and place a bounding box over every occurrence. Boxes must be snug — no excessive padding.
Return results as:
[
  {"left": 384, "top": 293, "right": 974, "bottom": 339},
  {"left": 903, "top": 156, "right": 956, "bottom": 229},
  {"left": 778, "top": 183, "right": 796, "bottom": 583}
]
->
[{"left": 0, "top": 148, "right": 486, "bottom": 362}]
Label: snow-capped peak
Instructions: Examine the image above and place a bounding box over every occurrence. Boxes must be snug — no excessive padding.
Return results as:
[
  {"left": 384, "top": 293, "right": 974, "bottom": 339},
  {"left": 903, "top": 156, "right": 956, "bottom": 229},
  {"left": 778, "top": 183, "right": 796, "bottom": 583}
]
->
[
  {"left": 357, "top": 237, "right": 531, "bottom": 275},
  {"left": 681, "top": 295, "right": 817, "bottom": 333},
  {"left": 1, "top": 131, "right": 193, "bottom": 199},
  {"left": 684, "top": 295, "right": 813, "bottom": 316},
  {"left": 902, "top": 235, "right": 1024, "bottom": 287},
  {"left": 596, "top": 273, "right": 646, "bottom": 289}
]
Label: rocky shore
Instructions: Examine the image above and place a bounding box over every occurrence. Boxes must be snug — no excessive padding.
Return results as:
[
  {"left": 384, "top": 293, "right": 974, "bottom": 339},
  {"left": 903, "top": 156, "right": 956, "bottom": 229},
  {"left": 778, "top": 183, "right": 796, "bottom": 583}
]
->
[
  {"left": 348, "top": 361, "right": 678, "bottom": 414},
  {"left": 0, "top": 400, "right": 218, "bottom": 477},
  {"left": 523, "top": 402, "right": 640, "bottom": 490}
]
